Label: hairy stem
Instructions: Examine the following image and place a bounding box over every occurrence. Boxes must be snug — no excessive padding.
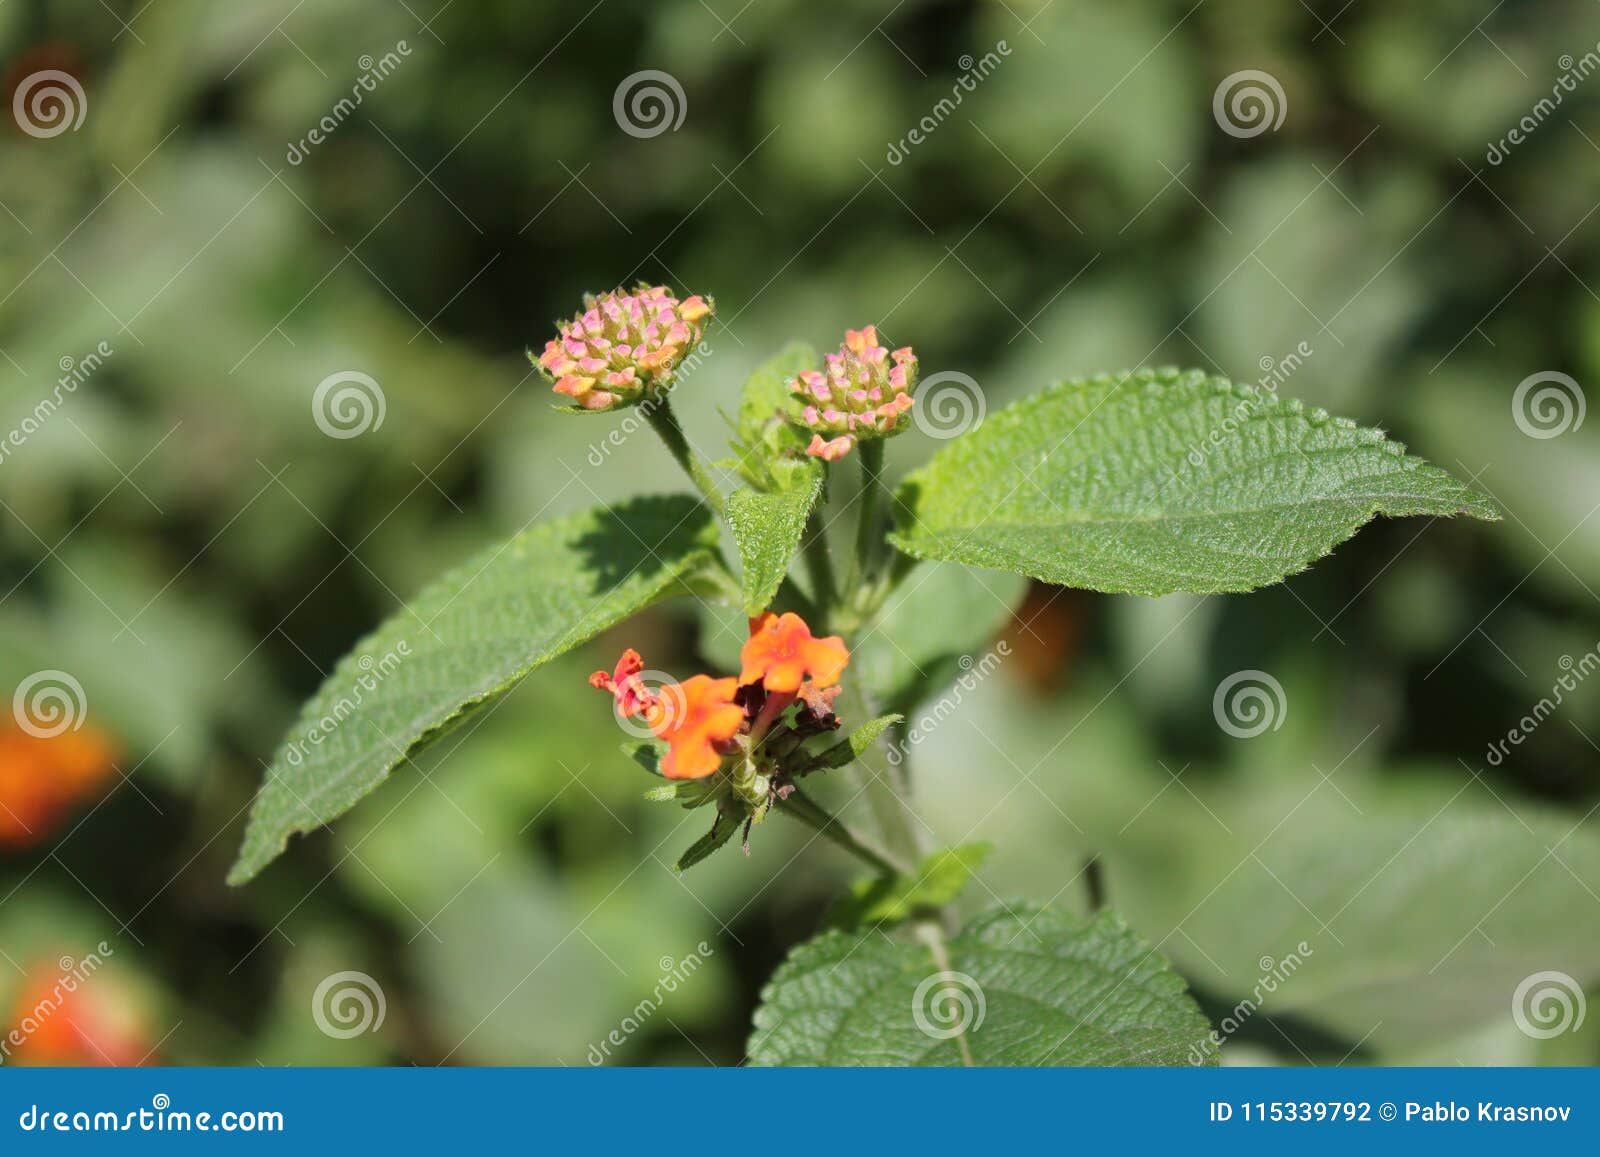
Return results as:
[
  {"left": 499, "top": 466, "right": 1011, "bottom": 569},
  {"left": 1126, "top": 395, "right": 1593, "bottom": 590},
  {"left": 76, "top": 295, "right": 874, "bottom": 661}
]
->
[
  {"left": 644, "top": 398, "right": 725, "bottom": 516},
  {"left": 801, "top": 506, "right": 838, "bottom": 618},
  {"left": 851, "top": 439, "right": 886, "bottom": 589},
  {"left": 780, "top": 785, "right": 908, "bottom": 877}
]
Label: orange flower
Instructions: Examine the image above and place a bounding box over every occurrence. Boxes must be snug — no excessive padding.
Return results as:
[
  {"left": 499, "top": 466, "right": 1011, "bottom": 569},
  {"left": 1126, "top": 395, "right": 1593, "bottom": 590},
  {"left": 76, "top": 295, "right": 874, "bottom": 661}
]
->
[
  {"left": 0, "top": 722, "right": 117, "bottom": 850},
  {"left": 740, "top": 612, "right": 849, "bottom": 695},
  {"left": 651, "top": 675, "right": 743, "bottom": 780},
  {"left": 5, "top": 964, "right": 150, "bottom": 1066},
  {"left": 589, "top": 648, "right": 656, "bottom": 718}
]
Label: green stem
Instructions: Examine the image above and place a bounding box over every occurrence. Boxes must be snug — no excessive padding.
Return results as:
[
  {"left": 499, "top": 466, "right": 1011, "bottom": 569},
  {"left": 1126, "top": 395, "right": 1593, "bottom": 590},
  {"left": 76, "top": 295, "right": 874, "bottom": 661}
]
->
[
  {"left": 852, "top": 439, "right": 886, "bottom": 589},
  {"left": 801, "top": 506, "right": 838, "bottom": 618},
  {"left": 644, "top": 397, "right": 725, "bottom": 516},
  {"left": 780, "top": 785, "right": 908, "bottom": 877}
]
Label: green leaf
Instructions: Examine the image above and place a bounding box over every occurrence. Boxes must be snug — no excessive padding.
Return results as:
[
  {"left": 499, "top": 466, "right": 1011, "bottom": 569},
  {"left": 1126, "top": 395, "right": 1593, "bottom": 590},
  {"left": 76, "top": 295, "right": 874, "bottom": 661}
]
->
[
  {"left": 890, "top": 368, "right": 1500, "bottom": 596},
  {"left": 229, "top": 495, "right": 721, "bottom": 885},
  {"left": 726, "top": 343, "right": 815, "bottom": 485},
  {"left": 677, "top": 811, "right": 740, "bottom": 871},
  {"left": 726, "top": 458, "right": 825, "bottom": 616},
  {"left": 805, "top": 712, "right": 904, "bottom": 771},
  {"left": 830, "top": 843, "right": 993, "bottom": 929},
  {"left": 1103, "top": 769, "right": 1600, "bottom": 1053},
  {"left": 623, "top": 740, "right": 666, "bottom": 777},
  {"left": 853, "top": 561, "right": 1026, "bottom": 715},
  {"left": 749, "top": 904, "right": 1216, "bottom": 1066}
]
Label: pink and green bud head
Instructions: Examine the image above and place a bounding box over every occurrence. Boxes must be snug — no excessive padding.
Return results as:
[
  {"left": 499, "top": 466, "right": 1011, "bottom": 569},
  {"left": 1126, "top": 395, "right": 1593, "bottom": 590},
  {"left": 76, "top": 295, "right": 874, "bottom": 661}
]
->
[
  {"left": 788, "top": 326, "right": 917, "bottom": 460},
  {"left": 535, "top": 284, "right": 713, "bottom": 411}
]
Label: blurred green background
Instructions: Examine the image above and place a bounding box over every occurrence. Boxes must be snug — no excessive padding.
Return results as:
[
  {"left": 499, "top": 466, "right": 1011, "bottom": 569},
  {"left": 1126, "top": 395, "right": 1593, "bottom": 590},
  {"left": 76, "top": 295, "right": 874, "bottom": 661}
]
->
[{"left": 2, "top": 0, "right": 1598, "bottom": 1066}]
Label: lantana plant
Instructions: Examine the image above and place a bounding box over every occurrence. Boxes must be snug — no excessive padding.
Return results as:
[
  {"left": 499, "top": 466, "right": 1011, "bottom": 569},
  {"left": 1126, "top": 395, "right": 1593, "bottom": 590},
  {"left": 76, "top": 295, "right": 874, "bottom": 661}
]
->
[{"left": 231, "top": 283, "right": 1499, "bottom": 1065}]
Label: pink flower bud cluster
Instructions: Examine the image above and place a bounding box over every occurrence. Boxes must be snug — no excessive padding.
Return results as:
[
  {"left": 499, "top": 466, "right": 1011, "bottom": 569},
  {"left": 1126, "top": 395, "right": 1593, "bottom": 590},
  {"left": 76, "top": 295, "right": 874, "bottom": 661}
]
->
[
  {"left": 536, "top": 285, "right": 712, "bottom": 411},
  {"left": 789, "top": 326, "right": 918, "bottom": 461}
]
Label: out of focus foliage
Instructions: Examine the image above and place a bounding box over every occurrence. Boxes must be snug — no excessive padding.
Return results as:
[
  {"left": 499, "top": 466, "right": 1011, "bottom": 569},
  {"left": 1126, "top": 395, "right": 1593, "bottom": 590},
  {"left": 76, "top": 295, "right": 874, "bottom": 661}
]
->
[{"left": 2, "top": 0, "right": 1597, "bottom": 1066}]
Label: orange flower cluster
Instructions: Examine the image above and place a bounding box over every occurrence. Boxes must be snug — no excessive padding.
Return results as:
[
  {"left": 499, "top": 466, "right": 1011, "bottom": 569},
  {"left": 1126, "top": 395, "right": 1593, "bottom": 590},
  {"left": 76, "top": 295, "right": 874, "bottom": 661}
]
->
[
  {"left": 4, "top": 964, "right": 149, "bottom": 1066},
  {"left": 0, "top": 722, "right": 117, "bottom": 850},
  {"left": 591, "top": 612, "right": 848, "bottom": 780}
]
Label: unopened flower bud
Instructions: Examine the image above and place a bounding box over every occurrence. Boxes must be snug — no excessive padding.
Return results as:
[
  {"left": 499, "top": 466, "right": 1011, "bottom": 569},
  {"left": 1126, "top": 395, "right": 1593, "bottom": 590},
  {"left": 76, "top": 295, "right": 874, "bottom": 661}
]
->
[
  {"left": 788, "top": 326, "right": 917, "bottom": 460},
  {"left": 535, "top": 284, "right": 713, "bottom": 411}
]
